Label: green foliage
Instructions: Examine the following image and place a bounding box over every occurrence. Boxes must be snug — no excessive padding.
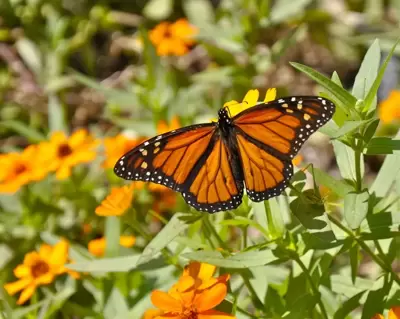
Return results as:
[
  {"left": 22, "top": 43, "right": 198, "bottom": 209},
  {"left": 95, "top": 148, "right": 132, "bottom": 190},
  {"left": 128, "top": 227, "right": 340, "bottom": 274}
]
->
[{"left": 1, "top": 1, "right": 400, "bottom": 319}]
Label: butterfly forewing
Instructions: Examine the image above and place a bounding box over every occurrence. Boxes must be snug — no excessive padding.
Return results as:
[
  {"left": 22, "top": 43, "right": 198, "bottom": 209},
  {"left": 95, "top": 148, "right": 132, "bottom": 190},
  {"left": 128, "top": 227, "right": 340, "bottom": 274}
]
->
[
  {"left": 114, "top": 123, "right": 216, "bottom": 191},
  {"left": 233, "top": 96, "right": 335, "bottom": 202}
]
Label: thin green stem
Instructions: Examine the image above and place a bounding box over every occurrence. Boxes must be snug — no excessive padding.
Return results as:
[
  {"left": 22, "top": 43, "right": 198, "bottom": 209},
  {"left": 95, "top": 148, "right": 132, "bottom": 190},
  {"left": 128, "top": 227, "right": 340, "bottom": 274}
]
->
[
  {"left": 202, "top": 215, "right": 228, "bottom": 250},
  {"left": 354, "top": 139, "right": 363, "bottom": 192},
  {"left": 294, "top": 255, "right": 329, "bottom": 319},
  {"left": 328, "top": 215, "right": 400, "bottom": 285}
]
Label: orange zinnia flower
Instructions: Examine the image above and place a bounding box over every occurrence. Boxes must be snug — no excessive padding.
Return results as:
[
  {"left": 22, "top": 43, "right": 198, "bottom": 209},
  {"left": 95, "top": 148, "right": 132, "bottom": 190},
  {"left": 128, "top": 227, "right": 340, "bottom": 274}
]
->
[
  {"left": 88, "top": 235, "right": 136, "bottom": 257},
  {"left": 372, "top": 306, "right": 400, "bottom": 319},
  {"left": 103, "top": 134, "right": 145, "bottom": 169},
  {"left": 149, "top": 19, "right": 198, "bottom": 56},
  {"left": 150, "top": 262, "right": 235, "bottom": 319},
  {"left": 142, "top": 309, "right": 164, "bottom": 319},
  {"left": 379, "top": 90, "right": 400, "bottom": 124},
  {"left": 44, "top": 129, "right": 98, "bottom": 179},
  {"left": 0, "top": 144, "right": 50, "bottom": 193},
  {"left": 292, "top": 154, "right": 303, "bottom": 167},
  {"left": 4, "top": 239, "right": 78, "bottom": 305},
  {"left": 95, "top": 184, "right": 134, "bottom": 216}
]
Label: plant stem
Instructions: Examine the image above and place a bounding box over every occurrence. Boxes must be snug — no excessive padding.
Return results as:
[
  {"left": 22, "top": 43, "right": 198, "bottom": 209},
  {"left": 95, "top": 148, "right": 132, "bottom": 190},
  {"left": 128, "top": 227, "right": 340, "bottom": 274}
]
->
[
  {"left": 202, "top": 215, "right": 228, "bottom": 250},
  {"left": 354, "top": 139, "right": 363, "bottom": 192},
  {"left": 327, "top": 215, "right": 400, "bottom": 285},
  {"left": 294, "top": 255, "right": 329, "bottom": 319}
]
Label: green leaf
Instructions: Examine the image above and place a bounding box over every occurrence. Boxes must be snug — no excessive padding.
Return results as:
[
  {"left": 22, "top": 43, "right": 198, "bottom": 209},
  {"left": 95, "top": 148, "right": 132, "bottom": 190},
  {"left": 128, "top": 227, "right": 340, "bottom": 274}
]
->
[
  {"left": 220, "top": 216, "right": 269, "bottom": 239},
  {"left": 183, "top": 0, "right": 214, "bottom": 27},
  {"left": 344, "top": 191, "right": 369, "bottom": 229},
  {"left": 105, "top": 216, "right": 120, "bottom": 258},
  {"left": 363, "top": 137, "right": 400, "bottom": 155},
  {"left": 331, "top": 274, "right": 375, "bottom": 297},
  {"left": 290, "top": 62, "right": 357, "bottom": 113},
  {"left": 15, "top": 38, "right": 42, "bottom": 76},
  {"left": 362, "top": 119, "right": 380, "bottom": 144},
  {"left": 182, "top": 250, "right": 277, "bottom": 268},
  {"left": 332, "top": 140, "right": 364, "bottom": 181},
  {"left": 73, "top": 72, "right": 139, "bottom": 108},
  {"left": 334, "top": 291, "right": 366, "bottom": 319},
  {"left": 143, "top": 0, "right": 173, "bottom": 20},
  {"left": 352, "top": 39, "right": 380, "bottom": 101},
  {"left": 12, "top": 300, "right": 49, "bottom": 319},
  {"left": 361, "top": 278, "right": 390, "bottom": 319},
  {"left": 363, "top": 38, "right": 400, "bottom": 113},
  {"left": 349, "top": 244, "right": 360, "bottom": 284},
  {"left": 137, "top": 212, "right": 192, "bottom": 265},
  {"left": 247, "top": 266, "right": 269, "bottom": 305},
  {"left": 0, "top": 120, "right": 46, "bottom": 142},
  {"left": 48, "top": 94, "right": 67, "bottom": 133},
  {"left": 269, "top": 0, "right": 312, "bottom": 24},
  {"left": 329, "top": 71, "right": 349, "bottom": 127},
  {"left": 370, "top": 131, "right": 400, "bottom": 197},
  {"left": 290, "top": 190, "right": 336, "bottom": 243},
  {"left": 331, "top": 120, "right": 370, "bottom": 139},
  {"left": 66, "top": 255, "right": 139, "bottom": 272}
]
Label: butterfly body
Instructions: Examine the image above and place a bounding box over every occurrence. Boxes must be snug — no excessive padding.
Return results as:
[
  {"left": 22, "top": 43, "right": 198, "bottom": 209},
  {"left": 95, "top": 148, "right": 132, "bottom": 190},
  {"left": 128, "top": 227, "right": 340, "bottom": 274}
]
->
[{"left": 114, "top": 96, "right": 335, "bottom": 213}]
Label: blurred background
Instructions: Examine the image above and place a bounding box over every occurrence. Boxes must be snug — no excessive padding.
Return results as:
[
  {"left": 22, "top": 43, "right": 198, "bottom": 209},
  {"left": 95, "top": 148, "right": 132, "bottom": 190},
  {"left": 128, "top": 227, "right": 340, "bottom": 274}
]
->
[{"left": 1, "top": 0, "right": 400, "bottom": 317}]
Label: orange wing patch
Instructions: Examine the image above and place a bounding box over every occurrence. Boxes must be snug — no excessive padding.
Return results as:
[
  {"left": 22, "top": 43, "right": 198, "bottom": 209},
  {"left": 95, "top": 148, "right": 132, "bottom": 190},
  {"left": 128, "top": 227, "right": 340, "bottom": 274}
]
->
[
  {"left": 183, "top": 138, "right": 243, "bottom": 213},
  {"left": 153, "top": 127, "right": 214, "bottom": 184},
  {"left": 237, "top": 134, "right": 287, "bottom": 198}
]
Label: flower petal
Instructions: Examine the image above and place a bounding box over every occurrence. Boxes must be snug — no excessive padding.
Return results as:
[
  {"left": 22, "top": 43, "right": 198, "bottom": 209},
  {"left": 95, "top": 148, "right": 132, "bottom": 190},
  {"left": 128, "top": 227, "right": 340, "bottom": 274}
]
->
[
  {"left": 389, "top": 306, "right": 400, "bottom": 319},
  {"left": 242, "top": 89, "right": 259, "bottom": 107},
  {"left": 151, "top": 290, "right": 182, "bottom": 312},
  {"left": 194, "top": 283, "right": 227, "bottom": 312},
  {"left": 14, "top": 265, "right": 31, "bottom": 278},
  {"left": 371, "top": 315, "right": 385, "bottom": 319},
  {"left": 154, "top": 314, "right": 180, "bottom": 319},
  {"left": 264, "top": 88, "right": 277, "bottom": 103},
  {"left": 35, "top": 272, "right": 54, "bottom": 285},
  {"left": 4, "top": 278, "right": 32, "bottom": 295},
  {"left": 120, "top": 235, "right": 136, "bottom": 248},
  {"left": 49, "top": 239, "right": 69, "bottom": 266},
  {"left": 17, "top": 284, "right": 36, "bottom": 305},
  {"left": 142, "top": 308, "right": 164, "bottom": 319},
  {"left": 196, "top": 263, "right": 216, "bottom": 282},
  {"left": 223, "top": 100, "right": 239, "bottom": 108},
  {"left": 198, "top": 309, "right": 236, "bottom": 319},
  {"left": 176, "top": 275, "right": 195, "bottom": 292}
]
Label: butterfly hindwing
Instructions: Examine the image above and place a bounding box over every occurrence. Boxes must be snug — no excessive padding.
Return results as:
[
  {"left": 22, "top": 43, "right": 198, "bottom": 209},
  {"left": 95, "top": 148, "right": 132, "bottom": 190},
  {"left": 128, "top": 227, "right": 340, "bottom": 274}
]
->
[
  {"left": 233, "top": 96, "right": 335, "bottom": 202},
  {"left": 182, "top": 135, "right": 244, "bottom": 213}
]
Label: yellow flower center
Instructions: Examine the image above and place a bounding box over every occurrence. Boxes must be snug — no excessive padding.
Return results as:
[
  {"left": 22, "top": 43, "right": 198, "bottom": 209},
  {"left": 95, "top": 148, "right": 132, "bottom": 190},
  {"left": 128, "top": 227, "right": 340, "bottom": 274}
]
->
[
  {"left": 57, "top": 143, "right": 73, "bottom": 158},
  {"left": 31, "top": 260, "right": 50, "bottom": 278}
]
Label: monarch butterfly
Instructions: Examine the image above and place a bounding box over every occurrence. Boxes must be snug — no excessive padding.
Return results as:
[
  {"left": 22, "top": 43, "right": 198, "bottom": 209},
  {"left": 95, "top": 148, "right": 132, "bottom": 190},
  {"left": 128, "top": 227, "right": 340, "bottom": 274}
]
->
[{"left": 114, "top": 96, "right": 335, "bottom": 213}]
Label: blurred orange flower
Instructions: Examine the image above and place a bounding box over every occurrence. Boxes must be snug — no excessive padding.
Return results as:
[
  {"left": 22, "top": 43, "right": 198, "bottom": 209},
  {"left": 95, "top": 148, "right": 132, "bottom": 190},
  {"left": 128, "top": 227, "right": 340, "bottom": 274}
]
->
[
  {"left": 4, "top": 239, "right": 78, "bottom": 305},
  {"left": 150, "top": 261, "right": 235, "bottom": 319},
  {"left": 95, "top": 184, "right": 134, "bottom": 216},
  {"left": 379, "top": 90, "right": 400, "bottom": 124},
  {"left": 142, "top": 309, "right": 164, "bottom": 319},
  {"left": 103, "top": 134, "right": 145, "bottom": 169},
  {"left": 0, "top": 144, "right": 50, "bottom": 193},
  {"left": 88, "top": 235, "right": 136, "bottom": 257},
  {"left": 292, "top": 154, "right": 303, "bottom": 167},
  {"left": 44, "top": 129, "right": 98, "bottom": 179},
  {"left": 149, "top": 19, "right": 198, "bottom": 56},
  {"left": 372, "top": 306, "right": 400, "bottom": 319},
  {"left": 157, "top": 115, "right": 181, "bottom": 135}
]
